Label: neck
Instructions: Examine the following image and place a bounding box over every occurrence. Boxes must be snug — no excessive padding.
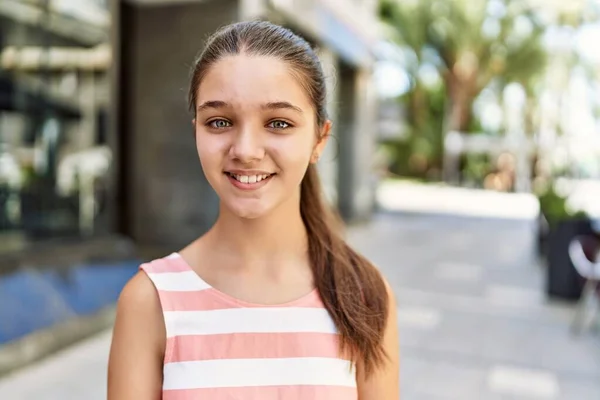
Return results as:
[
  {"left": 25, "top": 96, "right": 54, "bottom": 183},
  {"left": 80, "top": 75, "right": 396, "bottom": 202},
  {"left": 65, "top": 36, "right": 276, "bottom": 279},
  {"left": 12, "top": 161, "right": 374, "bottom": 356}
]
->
[{"left": 206, "top": 195, "right": 308, "bottom": 269}]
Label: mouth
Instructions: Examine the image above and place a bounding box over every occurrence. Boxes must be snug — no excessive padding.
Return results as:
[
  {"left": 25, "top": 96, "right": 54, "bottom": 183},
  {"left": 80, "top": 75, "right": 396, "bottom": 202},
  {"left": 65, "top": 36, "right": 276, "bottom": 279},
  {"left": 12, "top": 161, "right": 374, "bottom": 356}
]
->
[{"left": 224, "top": 171, "right": 276, "bottom": 190}]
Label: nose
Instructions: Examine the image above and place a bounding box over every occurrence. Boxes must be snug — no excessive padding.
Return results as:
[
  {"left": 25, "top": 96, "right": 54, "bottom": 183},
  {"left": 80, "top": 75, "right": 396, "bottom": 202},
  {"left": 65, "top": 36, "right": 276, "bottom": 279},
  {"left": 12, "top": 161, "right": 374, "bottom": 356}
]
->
[{"left": 229, "top": 124, "right": 264, "bottom": 163}]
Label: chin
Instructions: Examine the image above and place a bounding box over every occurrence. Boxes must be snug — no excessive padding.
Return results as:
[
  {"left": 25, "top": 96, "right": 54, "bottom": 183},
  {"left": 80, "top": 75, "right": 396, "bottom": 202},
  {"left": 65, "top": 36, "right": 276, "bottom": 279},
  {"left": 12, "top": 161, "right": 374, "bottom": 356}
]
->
[{"left": 225, "top": 200, "right": 273, "bottom": 220}]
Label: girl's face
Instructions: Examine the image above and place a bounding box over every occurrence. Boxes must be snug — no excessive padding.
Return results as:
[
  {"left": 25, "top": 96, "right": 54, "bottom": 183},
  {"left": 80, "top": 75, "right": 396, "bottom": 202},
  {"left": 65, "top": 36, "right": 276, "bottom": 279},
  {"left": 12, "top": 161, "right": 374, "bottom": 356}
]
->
[{"left": 194, "top": 54, "right": 329, "bottom": 220}]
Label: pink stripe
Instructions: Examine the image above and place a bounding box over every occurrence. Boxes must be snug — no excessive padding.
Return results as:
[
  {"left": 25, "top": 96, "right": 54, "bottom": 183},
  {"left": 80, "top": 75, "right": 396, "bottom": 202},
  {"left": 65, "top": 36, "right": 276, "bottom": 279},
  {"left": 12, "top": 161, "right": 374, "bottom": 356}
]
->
[
  {"left": 163, "top": 385, "right": 357, "bottom": 400},
  {"left": 157, "top": 288, "right": 324, "bottom": 311},
  {"left": 140, "top": 257, "right": 189, "bottom": 273},
  {"left": 166, "top": 332, "right": 345, "bottom": 363}
]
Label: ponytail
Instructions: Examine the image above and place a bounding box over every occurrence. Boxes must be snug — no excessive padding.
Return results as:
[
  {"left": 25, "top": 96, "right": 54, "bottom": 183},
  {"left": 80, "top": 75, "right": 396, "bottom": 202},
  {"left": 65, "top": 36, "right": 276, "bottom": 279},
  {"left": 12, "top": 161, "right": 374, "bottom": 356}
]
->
[{"left": 300, "top": 164, "right": 389, "bottom": 377}]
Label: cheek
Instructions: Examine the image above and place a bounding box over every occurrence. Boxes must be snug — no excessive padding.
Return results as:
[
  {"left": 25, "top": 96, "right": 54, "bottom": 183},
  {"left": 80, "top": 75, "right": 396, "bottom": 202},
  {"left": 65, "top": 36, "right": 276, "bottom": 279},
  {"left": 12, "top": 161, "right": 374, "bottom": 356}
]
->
[
  {"left": 271, "top": 136, "right": 313, "bottom": 168},
  {"left": 196, "top": 135, "right": 228, "bottom": 165}
]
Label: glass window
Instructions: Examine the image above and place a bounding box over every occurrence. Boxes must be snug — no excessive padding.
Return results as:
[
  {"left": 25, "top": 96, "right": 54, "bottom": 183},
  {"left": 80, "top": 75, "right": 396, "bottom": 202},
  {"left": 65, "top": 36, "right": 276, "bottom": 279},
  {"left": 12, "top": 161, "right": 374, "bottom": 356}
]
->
[{"left": 0, "top": 0, "right": 113, "bottom": 251}]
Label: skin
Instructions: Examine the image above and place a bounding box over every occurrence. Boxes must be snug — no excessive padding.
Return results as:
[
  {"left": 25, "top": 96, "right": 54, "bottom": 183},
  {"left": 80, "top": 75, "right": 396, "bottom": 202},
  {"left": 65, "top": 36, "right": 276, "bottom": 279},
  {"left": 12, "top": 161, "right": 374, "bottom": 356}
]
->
[{"left": 107, "top": 54, "right": 399, "bottom": 399}]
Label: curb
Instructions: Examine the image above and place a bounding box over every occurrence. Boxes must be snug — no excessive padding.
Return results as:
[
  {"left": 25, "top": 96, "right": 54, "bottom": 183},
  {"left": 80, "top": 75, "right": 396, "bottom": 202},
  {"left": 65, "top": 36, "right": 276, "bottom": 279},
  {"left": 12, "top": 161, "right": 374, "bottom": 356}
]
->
[{"left": 0, "top": 306, "right": 116, "bottom": 378}]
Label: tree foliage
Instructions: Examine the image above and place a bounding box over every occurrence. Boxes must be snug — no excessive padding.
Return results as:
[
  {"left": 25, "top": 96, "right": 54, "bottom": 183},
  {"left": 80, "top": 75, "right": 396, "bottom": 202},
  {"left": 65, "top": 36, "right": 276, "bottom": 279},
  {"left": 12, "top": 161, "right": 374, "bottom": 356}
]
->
[
  {"left": 379, "top": 0, "right": 551, "bottom": 178},
  {"left": 381, "top": 0, "right": 548, "bottom": 128}
]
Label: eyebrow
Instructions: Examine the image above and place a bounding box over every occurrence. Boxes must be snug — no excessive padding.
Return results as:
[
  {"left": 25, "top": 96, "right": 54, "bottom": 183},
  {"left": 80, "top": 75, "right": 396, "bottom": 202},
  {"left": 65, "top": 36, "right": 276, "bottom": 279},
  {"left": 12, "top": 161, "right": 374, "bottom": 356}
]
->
[
  {"left": 197, "top": 100, "right": 228, "bottom": 112},
  {"left": 262, "top": 101, "right": 303, "bottom": 114},
  {"left": 196, "top": 100, "right": 303, "bottom": 114}
]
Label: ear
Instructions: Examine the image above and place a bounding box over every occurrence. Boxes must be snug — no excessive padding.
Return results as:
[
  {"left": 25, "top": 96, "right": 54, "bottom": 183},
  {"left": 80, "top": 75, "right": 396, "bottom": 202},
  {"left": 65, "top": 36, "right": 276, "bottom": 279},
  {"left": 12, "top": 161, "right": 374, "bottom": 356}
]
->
[
  {"left": 311, "top": 120, "right": 332, "bottom": 164},
  {"left": 192, "top": 118, "right": 196, "bottom": 126}
]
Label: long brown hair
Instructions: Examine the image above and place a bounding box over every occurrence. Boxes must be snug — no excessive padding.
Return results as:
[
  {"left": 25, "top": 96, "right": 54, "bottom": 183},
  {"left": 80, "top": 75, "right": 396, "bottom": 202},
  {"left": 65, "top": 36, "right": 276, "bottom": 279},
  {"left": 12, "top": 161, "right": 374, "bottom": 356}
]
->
[{"left": 188, "top": 20, "right": 389, "bottom": 376}]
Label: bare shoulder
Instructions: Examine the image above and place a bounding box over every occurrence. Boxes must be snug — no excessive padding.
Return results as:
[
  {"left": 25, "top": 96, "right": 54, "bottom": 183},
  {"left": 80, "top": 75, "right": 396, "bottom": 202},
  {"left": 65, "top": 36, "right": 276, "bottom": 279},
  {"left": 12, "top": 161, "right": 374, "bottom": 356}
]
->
[
  {"left": 112, "top": 269, "right": 165, "bottom": 349},
  {"left": 383, "top": 276, "right": 397, "bottom": 310},
  {"left": 113, "top": 270, "right": 166, "bottom": 345},
  {"left": 117, "top": 270, "right": 162, "bottom": 314},
  {"left": 369, "top": 261, "right": 397, "bottom": 311},
  {"left": 108, "top": 270, "right": 165, "bottom": 399},
  {"left": 375, "top": 272, "right": 398, "bottom": 338},
  {"left": 357, "top": 273, "right": 400, "bottom": 400}
]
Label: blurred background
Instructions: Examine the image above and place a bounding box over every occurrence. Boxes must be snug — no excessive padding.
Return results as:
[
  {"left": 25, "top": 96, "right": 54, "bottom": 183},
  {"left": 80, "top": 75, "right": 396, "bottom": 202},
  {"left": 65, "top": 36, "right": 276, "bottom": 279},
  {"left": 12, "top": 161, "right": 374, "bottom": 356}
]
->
[{"left": 0, "top": 0, "right": 599, "bottom": 399}]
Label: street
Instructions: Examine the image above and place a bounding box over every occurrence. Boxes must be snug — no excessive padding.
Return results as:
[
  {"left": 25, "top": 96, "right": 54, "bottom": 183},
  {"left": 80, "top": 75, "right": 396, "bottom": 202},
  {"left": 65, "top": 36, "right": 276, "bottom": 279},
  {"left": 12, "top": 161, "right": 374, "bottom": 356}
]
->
[{"left": 1, "top": 183, "right": 599, "bottom": 399}]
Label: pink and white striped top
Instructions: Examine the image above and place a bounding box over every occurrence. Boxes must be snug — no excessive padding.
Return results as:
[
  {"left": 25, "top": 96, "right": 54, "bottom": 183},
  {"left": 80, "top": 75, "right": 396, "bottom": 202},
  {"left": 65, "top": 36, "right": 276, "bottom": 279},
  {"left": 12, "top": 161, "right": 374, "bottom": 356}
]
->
[{"left": 140, "top": 253, "right": 357, "bottom": 400}]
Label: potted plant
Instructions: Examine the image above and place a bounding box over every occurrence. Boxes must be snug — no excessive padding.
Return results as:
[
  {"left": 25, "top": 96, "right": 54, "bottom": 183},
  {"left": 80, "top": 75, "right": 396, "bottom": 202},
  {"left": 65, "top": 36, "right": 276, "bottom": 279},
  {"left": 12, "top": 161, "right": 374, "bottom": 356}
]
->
[{"left": 536, "top": 181, "right": 594, "bottom": 301}]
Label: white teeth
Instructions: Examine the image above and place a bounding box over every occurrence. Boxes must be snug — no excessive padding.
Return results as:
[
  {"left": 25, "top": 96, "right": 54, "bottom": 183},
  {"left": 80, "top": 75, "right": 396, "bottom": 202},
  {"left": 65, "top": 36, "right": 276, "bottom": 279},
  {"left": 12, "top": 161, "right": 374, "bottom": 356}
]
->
[{"left": 231, "top": 174, "right": 271, "bottom": 184}]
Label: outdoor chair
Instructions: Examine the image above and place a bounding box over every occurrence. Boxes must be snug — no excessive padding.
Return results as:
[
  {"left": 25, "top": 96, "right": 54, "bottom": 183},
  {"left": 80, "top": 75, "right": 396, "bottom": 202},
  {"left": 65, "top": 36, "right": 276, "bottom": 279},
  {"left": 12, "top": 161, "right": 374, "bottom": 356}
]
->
[{"left": 568, "top": 235, "right": 600, "bottom": 335}]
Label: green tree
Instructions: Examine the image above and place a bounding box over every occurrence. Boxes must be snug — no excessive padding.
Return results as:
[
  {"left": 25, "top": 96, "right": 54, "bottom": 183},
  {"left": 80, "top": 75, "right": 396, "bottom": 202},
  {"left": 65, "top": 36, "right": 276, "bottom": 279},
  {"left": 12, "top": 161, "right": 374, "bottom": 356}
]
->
[{"left": 380, "top": 0, "right": 548, "bottom": 133}]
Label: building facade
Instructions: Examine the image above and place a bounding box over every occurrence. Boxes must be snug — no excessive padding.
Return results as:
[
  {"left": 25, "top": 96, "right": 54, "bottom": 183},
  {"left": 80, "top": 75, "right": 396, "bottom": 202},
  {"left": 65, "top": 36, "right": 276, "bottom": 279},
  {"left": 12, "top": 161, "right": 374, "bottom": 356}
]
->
[{"left": 0, "top": 0, "right": 382, "bottom": 255}]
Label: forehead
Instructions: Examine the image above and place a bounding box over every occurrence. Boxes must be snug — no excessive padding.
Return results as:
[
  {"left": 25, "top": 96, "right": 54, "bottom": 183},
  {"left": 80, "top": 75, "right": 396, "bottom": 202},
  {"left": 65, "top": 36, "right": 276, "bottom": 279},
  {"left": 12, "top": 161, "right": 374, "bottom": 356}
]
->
[{"left": 196, "top": 54, "right": 313, "bottom": 110}]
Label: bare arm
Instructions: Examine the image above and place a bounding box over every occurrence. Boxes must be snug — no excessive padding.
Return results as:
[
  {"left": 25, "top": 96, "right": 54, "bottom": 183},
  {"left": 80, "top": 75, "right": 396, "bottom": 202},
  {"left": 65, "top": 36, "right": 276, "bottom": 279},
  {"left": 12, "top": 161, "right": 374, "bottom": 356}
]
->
[
  {"left": 107, "top": 271, "right": 165, "bottom": 400},
  {"left": 357, "top": 280, "right": 400, "bottom": 399}
]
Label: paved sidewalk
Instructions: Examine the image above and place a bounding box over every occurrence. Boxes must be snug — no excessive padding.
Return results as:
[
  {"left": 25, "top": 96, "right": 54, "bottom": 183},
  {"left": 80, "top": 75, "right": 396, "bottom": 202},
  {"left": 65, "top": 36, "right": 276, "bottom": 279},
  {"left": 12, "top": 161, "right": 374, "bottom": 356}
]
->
[
  {"left": 364, "top": 182, "right": 599, "bottom": 399},
  {"left": 0, "top": 329, "right": 111, "bottom": 400},
  {"left": 1, "top": 184, "right": 599, "bottom": 399}
]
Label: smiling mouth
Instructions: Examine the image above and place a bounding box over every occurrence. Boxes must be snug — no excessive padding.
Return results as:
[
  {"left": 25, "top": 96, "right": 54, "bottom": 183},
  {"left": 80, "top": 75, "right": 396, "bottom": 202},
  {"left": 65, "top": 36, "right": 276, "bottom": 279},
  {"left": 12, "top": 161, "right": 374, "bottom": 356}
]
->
[
  {"left": 224, "top": 172, "right": 276, "bottom": 184},
  {"left": 224, "top": 172, "right": 277, "bottom": 191}
]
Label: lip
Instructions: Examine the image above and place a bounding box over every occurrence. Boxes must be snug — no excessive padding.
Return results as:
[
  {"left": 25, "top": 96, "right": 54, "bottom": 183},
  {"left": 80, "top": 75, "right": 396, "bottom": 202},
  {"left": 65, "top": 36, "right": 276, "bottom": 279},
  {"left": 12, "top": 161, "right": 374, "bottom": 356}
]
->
[
  {"left": 224, "top": 171, "right": 275, "bottom": 191},
  {"left": 225, "top": 169, "right": 274, "bottom": 175}
]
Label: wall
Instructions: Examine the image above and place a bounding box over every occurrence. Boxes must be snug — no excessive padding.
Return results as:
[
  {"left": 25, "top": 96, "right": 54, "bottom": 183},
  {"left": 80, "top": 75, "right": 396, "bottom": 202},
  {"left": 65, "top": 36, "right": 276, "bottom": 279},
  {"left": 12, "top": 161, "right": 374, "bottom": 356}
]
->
[
  {"left": 264, "top": 0, "right": 379, "bottom": 222},
  {"left": 354, "top": 67, "right": 378, "bottom": 218},
  {"left": 120, "top": 0, "right": 239, "bottom": 249},
  {"left": 336, "top": 62, "right": 357, "bottom": 221},
  {"left": 335, "top": 63, "right": 377, "bottom": 222},
  {"left": 315, "top": 46, "right": 339, "bottom": 206}
]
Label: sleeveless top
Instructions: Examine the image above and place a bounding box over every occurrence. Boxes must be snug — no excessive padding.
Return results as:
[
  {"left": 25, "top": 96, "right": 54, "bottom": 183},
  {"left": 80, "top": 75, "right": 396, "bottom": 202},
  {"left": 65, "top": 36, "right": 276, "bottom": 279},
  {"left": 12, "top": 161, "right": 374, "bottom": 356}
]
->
[{"left": 140, "top": 253, "right": 358, "bottom": 400}]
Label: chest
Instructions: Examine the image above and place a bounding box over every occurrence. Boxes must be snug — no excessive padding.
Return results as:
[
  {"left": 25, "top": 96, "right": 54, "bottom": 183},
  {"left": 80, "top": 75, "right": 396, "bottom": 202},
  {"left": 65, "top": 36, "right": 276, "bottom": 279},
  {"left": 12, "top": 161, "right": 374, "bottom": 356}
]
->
[
  {"left": 163, "top": 332, "right": 357, "bottom": 398},
  {"left": 202, "top": 271, "right": 315, "bottom": 306},
  {"left": 160, "top": 289, "right": 357, "bottom": 398}
]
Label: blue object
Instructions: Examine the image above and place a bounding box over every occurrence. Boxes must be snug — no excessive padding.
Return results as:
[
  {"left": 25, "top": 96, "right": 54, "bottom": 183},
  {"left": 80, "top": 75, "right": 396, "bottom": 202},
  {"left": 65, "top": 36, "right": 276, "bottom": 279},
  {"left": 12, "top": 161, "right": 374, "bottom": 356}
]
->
[{"left": 0, "top": 260, "right": 139, "bottom": 344}]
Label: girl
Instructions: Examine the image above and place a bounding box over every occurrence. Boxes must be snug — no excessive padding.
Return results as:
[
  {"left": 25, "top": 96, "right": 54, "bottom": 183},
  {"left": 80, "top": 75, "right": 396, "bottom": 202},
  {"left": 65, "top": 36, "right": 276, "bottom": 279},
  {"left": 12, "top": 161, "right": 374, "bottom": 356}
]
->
[{"left": 108, "top": 20, "right": 399, "bottom": 400}]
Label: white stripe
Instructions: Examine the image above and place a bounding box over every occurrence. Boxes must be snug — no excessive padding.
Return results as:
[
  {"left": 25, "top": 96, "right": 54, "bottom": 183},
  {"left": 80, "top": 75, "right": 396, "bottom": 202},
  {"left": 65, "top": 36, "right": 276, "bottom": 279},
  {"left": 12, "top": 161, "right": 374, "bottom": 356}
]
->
[
  {"left": 164, "top": 307, "right": 337, "bottom": 337},
  {"left": 163, "top": 357, "right": 356, "bottom": 390},
  {"left": 147, "top": 271, "right": 211, "bottom": 291}
]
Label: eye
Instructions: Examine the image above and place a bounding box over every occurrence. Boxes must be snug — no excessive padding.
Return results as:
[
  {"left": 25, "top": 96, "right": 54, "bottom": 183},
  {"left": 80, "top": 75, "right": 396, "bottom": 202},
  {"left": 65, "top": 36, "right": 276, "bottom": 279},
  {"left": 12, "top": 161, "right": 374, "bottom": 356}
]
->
[
  {"left": 208, "top": 119, "right": 232, "bottom": 129},
  {"left": 267, "top": 120, "right": 291, "bottom": 130}
]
